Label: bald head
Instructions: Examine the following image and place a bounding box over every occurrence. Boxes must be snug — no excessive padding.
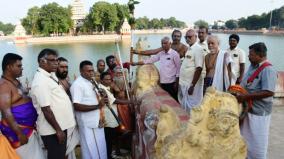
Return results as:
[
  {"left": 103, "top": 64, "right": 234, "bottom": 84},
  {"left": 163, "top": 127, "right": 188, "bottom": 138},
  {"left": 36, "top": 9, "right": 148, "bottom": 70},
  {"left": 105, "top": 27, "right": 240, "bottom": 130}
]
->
[{"left": 207, "top": 35, "right": 220, "bottom": 54}]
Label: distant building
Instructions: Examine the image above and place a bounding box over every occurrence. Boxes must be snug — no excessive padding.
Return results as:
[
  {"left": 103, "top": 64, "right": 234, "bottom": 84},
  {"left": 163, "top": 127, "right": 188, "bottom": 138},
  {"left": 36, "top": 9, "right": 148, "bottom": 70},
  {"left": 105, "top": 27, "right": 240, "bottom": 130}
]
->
[
  {"left": 214, "top": 20, "right": 225, "bottom": 29},
  {"left": 71, "top": 0, "right": 86, "bottom": 28},
  {"left": 13, "top": 22, "right": 26, "bottom": 37},
  {"left": 120, "top": 18, "right": 131, "bottom": 35}
]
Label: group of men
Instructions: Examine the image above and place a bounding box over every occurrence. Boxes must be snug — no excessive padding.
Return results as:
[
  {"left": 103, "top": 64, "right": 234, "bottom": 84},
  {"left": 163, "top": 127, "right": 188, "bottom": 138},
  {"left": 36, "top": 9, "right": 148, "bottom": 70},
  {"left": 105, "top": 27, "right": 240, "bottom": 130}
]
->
[
  {"left": 0, "top": 26, "right": 277, "bottom": 159},
  {"left": 131, "top": 27, "right": 277, "bottom": 159},
  {"left": 0, "top": 50, "right": 132, "bottom": 159}
]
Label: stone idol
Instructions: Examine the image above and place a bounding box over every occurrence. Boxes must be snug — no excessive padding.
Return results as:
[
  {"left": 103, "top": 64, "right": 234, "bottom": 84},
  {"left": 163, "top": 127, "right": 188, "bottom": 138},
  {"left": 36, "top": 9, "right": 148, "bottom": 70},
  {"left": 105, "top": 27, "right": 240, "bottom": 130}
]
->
[
  {"left": 132, "top": 64, "right": 246, "bottom": 159},
  {"left": 155, "top": 87, "right": 247, "bottom": 159}
]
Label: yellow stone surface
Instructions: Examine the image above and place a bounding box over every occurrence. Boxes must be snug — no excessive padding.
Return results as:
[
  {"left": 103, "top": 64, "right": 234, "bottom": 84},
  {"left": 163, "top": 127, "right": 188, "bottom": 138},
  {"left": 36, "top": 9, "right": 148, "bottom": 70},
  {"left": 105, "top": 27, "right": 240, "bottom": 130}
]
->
[
  {"left": 155, "top": 87, "right": 247, "bottom": 159},
  {"left": 134, "top": 64, "right": 159, "bottom": 97}
]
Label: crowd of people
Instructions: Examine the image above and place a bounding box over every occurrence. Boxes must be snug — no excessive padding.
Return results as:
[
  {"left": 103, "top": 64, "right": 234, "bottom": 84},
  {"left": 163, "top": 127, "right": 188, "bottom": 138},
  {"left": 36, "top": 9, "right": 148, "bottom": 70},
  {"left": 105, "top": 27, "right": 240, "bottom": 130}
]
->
[
  {"left": 0, "top": 26, "right": 277, "bottom": 159},
  {"left": 131, "top": 27, "right": 277, "bottom": 159}
]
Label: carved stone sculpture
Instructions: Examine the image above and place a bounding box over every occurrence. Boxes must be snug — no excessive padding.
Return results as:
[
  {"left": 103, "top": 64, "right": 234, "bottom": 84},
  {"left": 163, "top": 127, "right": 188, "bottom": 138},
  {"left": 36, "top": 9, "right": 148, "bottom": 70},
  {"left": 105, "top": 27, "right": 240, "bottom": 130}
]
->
[
  {"left": 132, "top": 64, "right": 189, "bottom": 159},
  {"left": 155, "top": 87, "right": 247, "bottom": 159}
]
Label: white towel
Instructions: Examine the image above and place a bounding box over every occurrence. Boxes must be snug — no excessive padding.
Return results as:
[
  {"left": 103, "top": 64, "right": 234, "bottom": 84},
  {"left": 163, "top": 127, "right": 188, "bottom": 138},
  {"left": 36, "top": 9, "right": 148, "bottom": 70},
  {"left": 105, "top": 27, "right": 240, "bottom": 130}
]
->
[{"left": 212, "top": 50, "right": 231, "bottom": 91}]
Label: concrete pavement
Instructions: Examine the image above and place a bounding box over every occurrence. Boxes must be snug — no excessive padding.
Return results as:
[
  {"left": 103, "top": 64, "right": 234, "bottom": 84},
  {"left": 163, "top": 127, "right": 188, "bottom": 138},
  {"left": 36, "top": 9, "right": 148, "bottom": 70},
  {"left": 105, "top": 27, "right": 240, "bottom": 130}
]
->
[{"left": 268, "top": 105, "right": 284, "bottom": 159}]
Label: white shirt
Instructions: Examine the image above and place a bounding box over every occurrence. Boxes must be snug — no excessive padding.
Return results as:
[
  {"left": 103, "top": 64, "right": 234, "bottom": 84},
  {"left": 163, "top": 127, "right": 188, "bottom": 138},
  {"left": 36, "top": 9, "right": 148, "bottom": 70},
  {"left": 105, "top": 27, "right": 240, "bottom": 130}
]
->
[
  {"left": 226, "top": 47, "right": 246, "bottom": 82},
  {"left": 179, "top": 42, "right": 205, "bottom": 86},
  {"left": 70, "top": 75, "right": 101, "bottom": 128},
  {"left": 31, "top": 68, "right": 76, "bottom": 135},
  {"left": 198, "top": 40, "right": 210, "bottom": 54}
]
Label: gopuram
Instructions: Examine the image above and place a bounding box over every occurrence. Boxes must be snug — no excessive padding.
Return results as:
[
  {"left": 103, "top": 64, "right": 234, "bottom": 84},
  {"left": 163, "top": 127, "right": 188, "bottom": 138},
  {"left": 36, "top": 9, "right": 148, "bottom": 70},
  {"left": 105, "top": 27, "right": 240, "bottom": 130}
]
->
[{"left": 132, "top": 64, "right": 247, "bottom": 159}]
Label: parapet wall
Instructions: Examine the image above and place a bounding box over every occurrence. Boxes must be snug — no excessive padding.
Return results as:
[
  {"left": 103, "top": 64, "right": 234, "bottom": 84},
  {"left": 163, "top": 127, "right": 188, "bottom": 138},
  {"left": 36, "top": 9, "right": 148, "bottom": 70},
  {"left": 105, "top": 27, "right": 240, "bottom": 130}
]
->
[{"left": 274, "top": 71, "right": 284, "bottom": 106}]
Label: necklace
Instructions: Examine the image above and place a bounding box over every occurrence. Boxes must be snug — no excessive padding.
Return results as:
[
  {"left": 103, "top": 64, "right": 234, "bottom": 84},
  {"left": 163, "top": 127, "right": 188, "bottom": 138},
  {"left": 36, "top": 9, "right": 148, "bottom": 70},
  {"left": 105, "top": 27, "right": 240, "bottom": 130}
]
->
[
  {"left": 1, "top": 75, "right": 27, "bottom": 96},
  {"left": 1, "top": 75, "right": 20, "bottom": 88}
]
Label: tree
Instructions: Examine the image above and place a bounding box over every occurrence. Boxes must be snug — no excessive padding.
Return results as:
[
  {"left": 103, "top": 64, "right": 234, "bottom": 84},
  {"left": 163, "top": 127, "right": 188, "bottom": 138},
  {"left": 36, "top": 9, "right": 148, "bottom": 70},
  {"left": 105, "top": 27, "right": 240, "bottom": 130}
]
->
[
  {"left": 149, "top": 18, "right": 161, "bottom": 29},
  {"left": 0, "top": 22, "right": 15, "bottom": 35},
  {"left": 21, "top": 6, "right": 40, "bottom": 35},
  {"left": 113, "top": 3, "right": 129, "bottom": 33},
  {"left": 167, "top": 17, "right": 177, "bottom": 28},
  {"left": 194, "top": 20, "right": 209, "bottom": 28},
  {"left": 135, "top": 16, "right": 149, "bottom": 29},
  {"left": 89, "top": 1, "right": 119, "bottom": 33},
  {"left": 225, "top": 19, "right": 238, "bottom": 29},
  {"left": 38, "top": 2, "right": 72, "bottom": 36}
]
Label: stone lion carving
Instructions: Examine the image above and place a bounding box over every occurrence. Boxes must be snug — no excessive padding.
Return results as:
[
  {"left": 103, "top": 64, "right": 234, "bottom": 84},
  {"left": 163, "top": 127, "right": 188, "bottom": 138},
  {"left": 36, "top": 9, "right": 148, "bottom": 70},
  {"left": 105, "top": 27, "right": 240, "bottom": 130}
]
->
[
  {"left": 132, "top": 64, "right": 189, "bottom": 159},
  {"left": 155, "top": 87, "right": 247, "bottom": 159}
]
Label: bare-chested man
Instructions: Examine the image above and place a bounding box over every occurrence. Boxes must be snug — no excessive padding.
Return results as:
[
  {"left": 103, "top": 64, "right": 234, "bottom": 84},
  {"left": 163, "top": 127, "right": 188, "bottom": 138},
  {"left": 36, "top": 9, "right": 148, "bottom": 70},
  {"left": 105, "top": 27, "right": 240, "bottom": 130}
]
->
[
  {"left": 55, "top": 57, "right": 80, "bottom": 159},
  {"left": 56, "top": 57, "right": 71, "bottom": 97},
  {"left": 204, "top": 35, "right": 232, "bottom": 93},
  {"left": 0, "top": 53, "right": 45, "bottom": 159},
  {"left": 132, "top": 29, "right": 188, "bottom": 59}
]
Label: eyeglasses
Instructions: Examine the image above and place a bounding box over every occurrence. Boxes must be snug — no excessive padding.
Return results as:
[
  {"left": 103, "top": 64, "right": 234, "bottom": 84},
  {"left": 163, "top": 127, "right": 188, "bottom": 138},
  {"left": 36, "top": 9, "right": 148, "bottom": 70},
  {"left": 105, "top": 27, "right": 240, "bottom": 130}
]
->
[
  {"left": 184, "top": 35, "right": 193, "bottom": 39},
  {"left": 45, "top": 58, "right": 58, "bottom": 63}
]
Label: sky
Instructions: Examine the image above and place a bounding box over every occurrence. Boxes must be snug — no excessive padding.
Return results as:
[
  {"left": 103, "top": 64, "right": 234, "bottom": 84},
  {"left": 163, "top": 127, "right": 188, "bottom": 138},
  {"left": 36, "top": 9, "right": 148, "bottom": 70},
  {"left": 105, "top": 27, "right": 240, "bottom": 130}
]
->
[{"left": 0, "top": 0, "right": 284, "bottom": 25}]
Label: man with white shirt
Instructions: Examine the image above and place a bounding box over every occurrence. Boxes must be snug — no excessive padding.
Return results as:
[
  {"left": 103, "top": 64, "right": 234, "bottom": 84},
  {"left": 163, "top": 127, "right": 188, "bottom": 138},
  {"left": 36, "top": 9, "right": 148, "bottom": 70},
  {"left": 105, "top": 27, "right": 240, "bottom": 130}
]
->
[
  {"left": 227, "top": 34, "right": 246, "bottom": 84},
  {"left": 70, "top": 60, "right": 107, "bottom": 159},
  {"left": 178, "top": 29, "right": 206, "bottom": 112},
  {"left": 31, "top": 49, "right": 76, "bottom": 159},
  {"left": 198, "top": 26, "right": 210, "bottom": 53}
]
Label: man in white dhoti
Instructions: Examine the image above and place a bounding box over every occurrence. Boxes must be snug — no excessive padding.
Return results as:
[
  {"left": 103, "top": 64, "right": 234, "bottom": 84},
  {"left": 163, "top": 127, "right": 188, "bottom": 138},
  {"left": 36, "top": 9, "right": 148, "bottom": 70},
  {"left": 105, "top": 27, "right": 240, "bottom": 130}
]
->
[
  {"left": 204, "top": 35, "right": 232, "bottom": 93},
  {"left": 178, "top": 29, "right": 206, "bottom": 112},
  {"left": 70, "top": 60, "right": 107, "bottom": 159},
  {"left": 0, "top": 53, "right": 45, "bottom": 159},
  {"left": 236, "top": 42, "right": 277, "bottom": 159}
]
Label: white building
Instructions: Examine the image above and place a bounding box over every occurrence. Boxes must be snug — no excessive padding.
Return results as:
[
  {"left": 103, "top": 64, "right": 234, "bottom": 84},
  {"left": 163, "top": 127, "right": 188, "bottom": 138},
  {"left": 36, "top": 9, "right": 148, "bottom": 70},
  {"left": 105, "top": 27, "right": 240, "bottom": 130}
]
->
[
  {"left": 120, "top": 18, "right": 131, "bottom": 35},
  {"left": 71, "top": 0, "right": 86, "bottom": 28},
  {"left": 13, "top": 22, "right": 26, "bottom": 37}
]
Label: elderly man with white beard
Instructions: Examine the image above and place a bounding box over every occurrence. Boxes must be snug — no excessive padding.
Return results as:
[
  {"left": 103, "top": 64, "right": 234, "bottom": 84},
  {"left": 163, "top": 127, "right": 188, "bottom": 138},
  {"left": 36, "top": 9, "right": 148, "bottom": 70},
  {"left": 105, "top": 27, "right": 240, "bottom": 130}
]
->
[{"left": 204, "top": 35, "right": 232, "bottom": 93}]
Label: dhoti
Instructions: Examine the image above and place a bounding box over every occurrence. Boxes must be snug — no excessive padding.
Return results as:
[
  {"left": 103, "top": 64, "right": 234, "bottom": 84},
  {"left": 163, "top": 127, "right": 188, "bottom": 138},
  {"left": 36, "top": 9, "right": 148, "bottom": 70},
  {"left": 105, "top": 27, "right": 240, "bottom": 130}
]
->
[
  {"left": 241, "top": 113, "right": 271, "bottom": 159},
  {"left": 0, "top": 134, "right": 20, "bottom": 159},
  {"left": 178, "top": 84, "right": 203, "bottom": 112},
  {"left": 66, "top": 126, "right": 80, "bottom": 159},
  {"left": 15, "top": 131, "right": 45, "bottom": 159},
  {"left": 78, "top": 125, "right": 107, "bottom": 159}
]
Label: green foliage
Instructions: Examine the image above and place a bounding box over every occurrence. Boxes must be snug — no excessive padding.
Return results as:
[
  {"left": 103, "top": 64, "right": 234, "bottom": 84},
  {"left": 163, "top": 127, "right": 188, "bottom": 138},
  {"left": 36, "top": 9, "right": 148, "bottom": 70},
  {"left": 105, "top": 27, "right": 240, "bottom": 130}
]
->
[
  {"left": 89, "top": 1, "right": 119, "bottom": 33},
  {"left": 22, "top": 6, "right": 40, "bottom": 35},
  {"left": 21, "top": 1, "right": 188, "bottom": 35},
  {"left": 236, "top": 5, "right": 284, "bottom": 29},
  {"left": 38, "top": 3, "right": 72, "bottom": 36},
  {"left": 194, "top": 20, "right": 209, "bottom": 28},
  {"left": 21, "top": 3, "right": 72, "bottom": 36},
  {"left": 113, "top": 3, "right": 130, "bottom": 33},
  {"left": 135, "top": 16, "right": 150, "bottom": 29},
  {"left": 225, "top": 19, "right": 238, "bottom": 29},
  {"left": 0, "top": 22, "right": 15, "bottom": 35},
  {"left": 135, "top": 16, "right": 186, "bottom": 29}
]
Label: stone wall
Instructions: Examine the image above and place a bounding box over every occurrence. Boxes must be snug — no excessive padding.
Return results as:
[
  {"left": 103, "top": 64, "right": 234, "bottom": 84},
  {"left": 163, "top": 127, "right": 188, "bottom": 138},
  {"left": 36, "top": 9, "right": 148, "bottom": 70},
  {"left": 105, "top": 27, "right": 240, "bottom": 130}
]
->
[{"left": 274, "top": 71, "right": 284, "bottom": 106}]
